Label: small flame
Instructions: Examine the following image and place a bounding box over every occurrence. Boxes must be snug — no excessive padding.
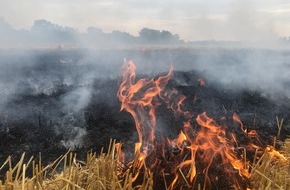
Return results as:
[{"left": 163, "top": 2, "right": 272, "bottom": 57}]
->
[
  {"left": 198, "top": 78, "right": 206, "bottom": 87},
  {"left": 233, "top": 112, "right": 247, "bottom": 133},
  {"left": 247, "top": 130, "right": 258, "bottom": 138},
  {"left": 115, "top": 143, "right": 125, "bottom": 164},
  {"left": 168, "top": 131, "right": 187, "bottom": 152},
  {"left": 266, "top": 146, "right": 287, "bottom": 161}
]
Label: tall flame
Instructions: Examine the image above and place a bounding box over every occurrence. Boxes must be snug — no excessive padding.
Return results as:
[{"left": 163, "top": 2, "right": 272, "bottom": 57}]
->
[
  {"left": 117, "top": 59, "right": 172, "bottom": 151},
  {"left": 116, "top": 60, "right": 282, "bottom": 189}
]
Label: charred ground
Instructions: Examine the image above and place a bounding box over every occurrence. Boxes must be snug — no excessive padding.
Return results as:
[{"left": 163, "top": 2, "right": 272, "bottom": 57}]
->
[{"left": 0, "top": 48, "right": 289, "bottom": 184}]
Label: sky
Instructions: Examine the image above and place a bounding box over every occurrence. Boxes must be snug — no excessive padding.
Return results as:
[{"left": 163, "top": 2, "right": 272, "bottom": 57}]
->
[{"left": 0, "top": 0, "right": 290, "bottom": 41}]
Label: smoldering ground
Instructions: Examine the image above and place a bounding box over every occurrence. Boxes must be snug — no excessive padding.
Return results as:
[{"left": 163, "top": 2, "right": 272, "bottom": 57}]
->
[{"left": 0, "top": 46, "right": 289, "bottom": 166}]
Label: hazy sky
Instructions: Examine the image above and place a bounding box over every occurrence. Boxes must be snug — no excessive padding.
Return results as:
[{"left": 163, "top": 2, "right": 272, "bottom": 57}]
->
[{"left": 1, "top": 0, "right": 290, "bottom": 41}]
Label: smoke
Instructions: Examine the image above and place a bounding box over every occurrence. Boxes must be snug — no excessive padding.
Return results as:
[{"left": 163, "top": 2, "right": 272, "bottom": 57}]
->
[
  {"left": 127, "top": 47, "right": 290, "bottom": 104},
  {"left": 55, "top": 112, "right": 88, "bottom": 149},
  {"left": 0, "top": 14, "right": 289, "bottom": 150},
  {"left": 0, "top": 44, "right": 289, "bottom": 151},
  {"left": 0, "top": 47, "right": 148, "bottom": 149},
  {"left": 0, "top": 50, "right": 93, "bottom": 148},
  {"left": 191, "top": 48, "right": 290, "bottom": 100},
  {"left": 226, "top": 1, "right": 277, "bottom": 43}
]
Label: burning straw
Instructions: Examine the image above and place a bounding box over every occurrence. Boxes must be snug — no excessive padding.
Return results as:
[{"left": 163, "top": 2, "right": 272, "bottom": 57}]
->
[
  {"left": 116, "top": 59, "right": 290, "bottom": 189},
  {"left": 0, "top": 139, "right": 288, "bottom": 190},
  {"left": 0, "top": 60, "right": 289, "bottom": 190}
]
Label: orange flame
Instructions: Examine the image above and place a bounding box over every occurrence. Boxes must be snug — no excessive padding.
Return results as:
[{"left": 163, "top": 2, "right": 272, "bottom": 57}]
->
[
  {"left": 117, "top": 59, "right": 173, "bottom": 147},
  {"left": 168, "top": 131, "right": 187, "bottom": 152},
  {"left": 169, "top": 112, "right": 250, "bottom": 189},
  {"left": 115, "top": 143, "right": 125, "bottom": 164},
  {"left": 266, "top": 146, "right": 287, "bottom": 161},
  {"left": 233, "top": 112, "right": 247, "bottom": 133},
  {"left": 116, "top": 60, "right": 280, "bottom": 189},
  {"left": 198, "top": 78, "right": 206, "bottom": 87}
]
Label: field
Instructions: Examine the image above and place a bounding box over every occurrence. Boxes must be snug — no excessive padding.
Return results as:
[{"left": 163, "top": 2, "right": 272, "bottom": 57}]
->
[{"left": 0, "top": 46, "right": 289, "bottom": 189}]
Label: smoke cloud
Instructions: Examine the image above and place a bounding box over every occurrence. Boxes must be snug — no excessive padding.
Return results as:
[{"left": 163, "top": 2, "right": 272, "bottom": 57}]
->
[{"left": 1, "top": 1, "right": 290, "bottom": 150}]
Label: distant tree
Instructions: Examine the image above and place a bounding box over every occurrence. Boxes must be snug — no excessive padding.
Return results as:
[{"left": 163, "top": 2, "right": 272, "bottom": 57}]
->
[
  {"left": 139, "top": 28, "right": 159, "bottom": 43},
  {"left": 0, "top": 18, "right": 186, "bottom": 47},
  {"left": 87, "top": 27, "right": 104, "bottom": 35},
  {"left": 0, "top": 18, "right": 15, "bottom": 46},
  {"left": 83, "top": 27, "right": 107, "bottom": 46},
  {"left": 0, "top": 18, "right": 31, "bottom": 45},
  {"left": 139, "top": 28, "right": 181, "bottom": 44},
  {"left": 110, "top": 30, "right": 136, "bottom": 44},
  {"left": 31, "top": 19, "right": 78, "bottom": 44},
  {"left": 0, "top": 17, "right": 13, "bottom": 32},
  {"left": 32, "top": 19, "right": 62, "bottom": 32}
]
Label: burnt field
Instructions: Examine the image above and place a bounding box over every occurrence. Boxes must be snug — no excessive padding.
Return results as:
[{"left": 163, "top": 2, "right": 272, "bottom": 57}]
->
[{"left": 0, "top": 47, "right": 289, "bottom": 168}]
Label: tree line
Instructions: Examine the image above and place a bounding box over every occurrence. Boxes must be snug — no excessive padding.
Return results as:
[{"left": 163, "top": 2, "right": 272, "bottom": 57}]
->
[{"left": 0, "top": 18, "right": 184, "bottom": 47}]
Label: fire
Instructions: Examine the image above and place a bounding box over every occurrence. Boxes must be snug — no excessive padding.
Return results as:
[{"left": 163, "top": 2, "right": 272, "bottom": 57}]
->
[
  {"left": 233, "top": 112, "right": 247, "bottom": 133},
  {"left": 116, "top": 60, "right": 285, "bottom": 189},
  {"left": 266, "top": 146, "right": 287, "bottom": 161},
  {"left": 233, "top": 112, "right": 264, "bottom": 147},
  {"left": 117, "top": 59, "right": 172, "bottom": 147},
  {"left": 168, "top": 112, "right": 250, "bottom": 189},
  {"left": 247, "top": 130, "right": 259, "bottom": 138},
  {"left": 167, "top": 131, "right": 187, "bottom": 153},
  {"left": 115, "top": 142, "right": 125, "bottom": 164},
  {"left": 198, "top": 78, "right": 206, "bottom": 87}
]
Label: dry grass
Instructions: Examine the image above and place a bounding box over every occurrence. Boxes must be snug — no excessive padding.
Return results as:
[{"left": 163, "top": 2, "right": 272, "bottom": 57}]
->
[
  {"left": 0, "top": 138, "right": 289, "bottom": 190},
  {"left": 0, "top": 139, "right": 153, "bottom": 190},
  {"left": 250, "top": 139, "right": 290, "bottom": 190}
]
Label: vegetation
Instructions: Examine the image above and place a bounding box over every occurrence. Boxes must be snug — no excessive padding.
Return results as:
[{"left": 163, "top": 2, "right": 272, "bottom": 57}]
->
[{"left": 0, "top": 138, "right": 288, "bottom": 190}]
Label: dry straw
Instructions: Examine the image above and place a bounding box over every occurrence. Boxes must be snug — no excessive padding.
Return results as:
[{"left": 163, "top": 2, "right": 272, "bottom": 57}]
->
[
  {"left": 250, "top": 139, "right": 290, "bottom": 190},
  {"left": 0, "top": 139, "right": 153, "bottom": 190},
  {"left": 0, "top": 138, "right": 289, "bottom": 190}
]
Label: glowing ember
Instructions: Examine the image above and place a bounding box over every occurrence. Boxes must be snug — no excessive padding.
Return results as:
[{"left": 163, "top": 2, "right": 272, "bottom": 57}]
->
[{"left": 198, "top": 78, "right": 206, "bottom": 87}]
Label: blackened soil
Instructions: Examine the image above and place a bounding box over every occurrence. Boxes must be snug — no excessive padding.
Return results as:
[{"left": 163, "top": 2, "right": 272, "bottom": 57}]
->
[{"left": 0, "top": 51, "right": 289, "bottom": 189}]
